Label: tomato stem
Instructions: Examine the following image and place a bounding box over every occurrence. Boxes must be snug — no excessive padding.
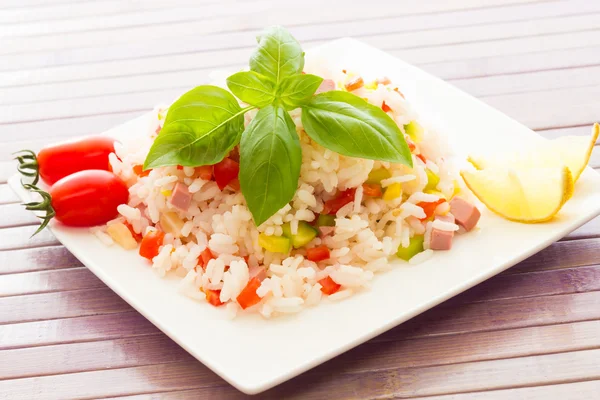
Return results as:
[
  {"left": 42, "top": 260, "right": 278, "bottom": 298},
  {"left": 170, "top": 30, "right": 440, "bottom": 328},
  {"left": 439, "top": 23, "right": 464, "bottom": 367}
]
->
[
  {"left": 13, "top": 150, "right": 40, "bottom": 186},
  {"left": 21, "top": 184, "right": 55, "bottom": 236}
]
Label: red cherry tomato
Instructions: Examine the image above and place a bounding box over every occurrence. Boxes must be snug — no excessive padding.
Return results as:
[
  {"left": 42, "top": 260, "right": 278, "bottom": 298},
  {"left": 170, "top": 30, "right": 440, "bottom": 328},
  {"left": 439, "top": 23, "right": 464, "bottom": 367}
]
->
[
  {"left": 213, "top": 157, "right": 239, "bottom": 190},
  {"left": 36, "top": 135, "right": 117, "bottom": 185},
  {"left": 50, "top": 170, "right": 129, "bottom": 227}
]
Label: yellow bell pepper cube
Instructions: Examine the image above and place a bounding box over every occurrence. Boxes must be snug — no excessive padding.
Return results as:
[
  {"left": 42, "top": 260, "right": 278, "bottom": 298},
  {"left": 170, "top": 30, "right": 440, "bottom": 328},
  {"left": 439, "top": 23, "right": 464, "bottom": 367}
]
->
[
  {"left": 396, "top": 235, "right": 425, "bottom": 261},
  {"left": 259, "top": 233, "right": 291, "bottom": 254},
  {"left": 382, "top": 183, "right": 402, "bottom": 201}
]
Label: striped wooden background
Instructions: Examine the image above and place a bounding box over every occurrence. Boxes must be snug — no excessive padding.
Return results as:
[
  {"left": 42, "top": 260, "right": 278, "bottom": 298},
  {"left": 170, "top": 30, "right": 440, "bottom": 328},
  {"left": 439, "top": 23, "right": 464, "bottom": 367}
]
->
[{"left": 1, "top": 0, "right": 600, "bottom": 398}]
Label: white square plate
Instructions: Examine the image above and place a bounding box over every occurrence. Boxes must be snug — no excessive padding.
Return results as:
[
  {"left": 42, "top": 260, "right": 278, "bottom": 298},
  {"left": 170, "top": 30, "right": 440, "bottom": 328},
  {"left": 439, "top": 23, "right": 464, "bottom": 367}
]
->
[{"left": 9, "top": 38, "right": 600, "bottom": 394}]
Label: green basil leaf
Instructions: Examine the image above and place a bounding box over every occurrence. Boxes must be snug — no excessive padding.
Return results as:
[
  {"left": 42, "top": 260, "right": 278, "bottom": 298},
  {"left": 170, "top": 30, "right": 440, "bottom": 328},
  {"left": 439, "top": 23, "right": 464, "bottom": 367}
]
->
[
  {"left": 240, "top": 105, "right": 301, "bottom": 226},
  {"left": 301, "top": 91, "right": 413, "bottom": 166},
  {"left": 144, "top": 85, "right": 247, "bottom": 169},
  {"left": 226, "top": 71, "right": 276, "bottom": 108},
  {"left": 277, "top": 74, "right": 323, "bottom": 110},
  {"left": 249, "top": 26, "right": 304, "bottom": 84}
]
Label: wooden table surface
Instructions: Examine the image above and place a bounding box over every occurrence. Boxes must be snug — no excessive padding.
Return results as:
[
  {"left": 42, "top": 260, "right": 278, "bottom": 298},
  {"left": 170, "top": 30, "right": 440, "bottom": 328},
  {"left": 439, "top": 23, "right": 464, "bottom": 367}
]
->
[{"left": 1, "top": 0, "right": 600, "bottom": 398}]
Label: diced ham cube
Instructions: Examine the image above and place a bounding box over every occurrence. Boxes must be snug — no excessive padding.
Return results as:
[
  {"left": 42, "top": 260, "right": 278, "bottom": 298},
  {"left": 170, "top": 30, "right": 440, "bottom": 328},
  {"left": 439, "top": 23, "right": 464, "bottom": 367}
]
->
[
  {"left": 435, "top": 213, "right": 455, "bottom": 224},
  {"left": 449, "top": 197, "right": 480, "bottom": 232},
  {"left": 430, "top": 228, "right": 453, "bottom": 251},
  {"left": 169, "top": 182, "right": 192, "bottom": 212},
  {"left": 315, "top": 79, "right": 336, "bottom": 94},
  {"left": 318, "top": 226, "right": 335, "bottom": 238},
  {"left": 249, "top": 266, "right": 267, "bottom": 282}
]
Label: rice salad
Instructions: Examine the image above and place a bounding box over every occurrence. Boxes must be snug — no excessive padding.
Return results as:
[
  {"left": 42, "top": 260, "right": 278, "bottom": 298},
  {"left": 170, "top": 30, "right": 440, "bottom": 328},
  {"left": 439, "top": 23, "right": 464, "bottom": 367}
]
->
[{"left": 95, "top": 28, "right": 481, "bottom": 318}]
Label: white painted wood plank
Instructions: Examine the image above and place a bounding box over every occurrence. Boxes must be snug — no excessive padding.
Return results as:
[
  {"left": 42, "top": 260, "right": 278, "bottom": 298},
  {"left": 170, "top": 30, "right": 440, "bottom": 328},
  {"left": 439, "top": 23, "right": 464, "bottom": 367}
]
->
[
  {"left": 0, "top": 49, "right": 246, "bottom": 88},
  {"left": 0, "top": 160, "right": 15, "bottom": 184},
  {"left": 452, "top": 65, "right": 600, "bottom": 97},
  {"left": 0, "top": 183, "right": 19, "bottom": 204},
  {"left": 537, "top": 125, "right": 593, "bottom": 140},
  {"left": 1, "top": 348, "right": 599, "bottom": 399},
  {"left": 1, "top": 69, "right": 212, "bottom": 106},
  {"left": 483, "top": 85, "right": 600, "bottom": 130},
  {"left": 0, "top": 0, "right": 231, "bottom": 24},
  {"left": 0, "top": 111, "right": 142, "bottom": 151},
  {"left": 0, "top": 287, "right": 131, "bottom": 324},
  {"left": 392, "top": 29, "right": 600, "bottom": 64},
  {"left": 3, "top": 18, "right": 600, "bottom": 106},
  {"left": 4, "top": 0, "right": 569, "bottom": 40},
  {"left": 0, "top": 320, "right": 598, "bottom": 381},
  {"left": 372, "top": 380, "right": 600, "bottom": 400},
  {"left": 0, "top": 203, "right": 38, "bottom": 228},
  {"left": 0, "top": 29, "right": 600, "bottom": 105},
  {"left": 3, "top": 26, "right": 600, "bottom": 94},
  {"left": 421, "top": 45, "right": 600, "bottom": 80},
  {"left": 0, "top": 0, "right": 547, "bottom": 36},
  {"left": 0, "top": 0, "right": 221, "bottom": 9},
  {"left": 0, "top": 224, "right": 59, "bottom": 251},
  {"left": 0, "top": 245, "right": 81, "bottom": 275},
  {"left": 123, "top": 381, "right": 600, "bottom": 399},
  {"left": 3, "top": 0, "right": 595, "bottom": 72},
  {"left": 0, "top": 335, "right": 192, "bottom": 380},
  {"left": 0, "top": 268, "right": 103, "bottom": 298},
  {"left": 1, "top": 3, "right": 587, "bottom": 60},
  {"left": 0, "top": 312, "right": 159, "bottom": 350},
  {"left": 0, "top": 87, "right": 180, "bottom": 124},
  {"left": 0, "top": 0, "right": 84, "bottom": 9}
]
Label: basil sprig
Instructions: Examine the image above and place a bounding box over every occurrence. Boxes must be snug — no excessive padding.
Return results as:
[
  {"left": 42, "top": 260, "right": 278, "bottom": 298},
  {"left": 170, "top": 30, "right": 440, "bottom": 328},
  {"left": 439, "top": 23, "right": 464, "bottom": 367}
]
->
[
  {"left": 277, "top": 74, "right": 323, "bottom": 110},
  {"left": 144, "top": 85, "right": 248, "bottom": 169},
  {"left": 302, "top": 91, "right": 412, "bottom": 163},
  {"left": 240, "top": 105, "right": 301, "bottom": 225},
  {"left": 226, "top": 71, "right": 276, "bottom": 108},
  {"left": 249, "top": 26, "right": 305, "bottom": 84},
  {"left": 144, "top": 26, "right": 412, "bottom": 225}
]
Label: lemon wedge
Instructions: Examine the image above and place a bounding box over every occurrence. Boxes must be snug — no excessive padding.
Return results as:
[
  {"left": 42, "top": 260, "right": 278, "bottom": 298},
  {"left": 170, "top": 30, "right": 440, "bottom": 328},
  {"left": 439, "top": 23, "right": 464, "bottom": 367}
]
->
[
  {"left": 461, "top": 166, "right": 574, "bottom": 223},
  {"left": 469, "top": 123, "right": 599, "bottom": 182}
]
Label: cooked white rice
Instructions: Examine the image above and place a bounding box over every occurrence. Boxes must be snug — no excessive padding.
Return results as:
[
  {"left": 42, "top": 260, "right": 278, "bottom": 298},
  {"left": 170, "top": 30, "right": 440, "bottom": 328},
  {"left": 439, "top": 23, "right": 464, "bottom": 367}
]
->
[
  {"left": 409, "top": 249, "right": 434, "bottom": 265},
  {"left": 100, "top": 65, "right": 473, "bottom": 318},
  {"left": 432, "top": 219, "right": 460, "bottom": 232}
]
